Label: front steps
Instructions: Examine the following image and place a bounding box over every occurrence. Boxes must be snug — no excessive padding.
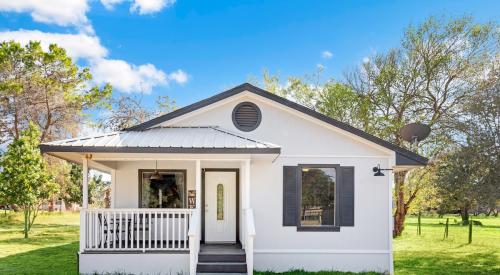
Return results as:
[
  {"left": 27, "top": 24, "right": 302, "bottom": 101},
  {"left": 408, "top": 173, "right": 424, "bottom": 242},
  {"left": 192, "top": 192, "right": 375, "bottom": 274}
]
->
[{"left": 197, "top": 243, "right": 247, "bottom": 274}]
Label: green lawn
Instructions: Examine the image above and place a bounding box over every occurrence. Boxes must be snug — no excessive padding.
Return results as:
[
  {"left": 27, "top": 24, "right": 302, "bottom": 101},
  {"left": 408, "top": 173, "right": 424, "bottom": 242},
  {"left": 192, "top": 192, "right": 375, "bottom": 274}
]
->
[
  {"left": 0, "top": 211, "right": 80, "bottom": 275},
  {"left": 0, "top": 212, "right": 499, "bottom": 274},
  {"left": 394, "top": 215, "right": 500, "bottom": 275}
]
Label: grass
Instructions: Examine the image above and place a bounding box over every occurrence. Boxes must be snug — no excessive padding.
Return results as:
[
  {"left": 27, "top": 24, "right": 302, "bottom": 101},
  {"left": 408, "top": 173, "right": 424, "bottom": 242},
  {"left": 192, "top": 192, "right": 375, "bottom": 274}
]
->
[
  {"left": 393, "top": 215, "right": 500, "bottom": 275},
  {"left": 0, "top": 211, "right": 499, "bottom": 274},
  {"left": 0, "top": 211, "right": 80, "bottom": 275}
]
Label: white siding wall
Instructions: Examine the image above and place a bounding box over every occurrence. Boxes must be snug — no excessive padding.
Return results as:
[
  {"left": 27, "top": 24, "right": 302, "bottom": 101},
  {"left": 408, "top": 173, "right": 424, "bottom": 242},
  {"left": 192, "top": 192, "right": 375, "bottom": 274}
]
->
[
  {"left": 160, "top": 93, "right": 394, "bottom": 273},
  {"left": 99, "top": 93, "right": 394, "bottom": 273}
]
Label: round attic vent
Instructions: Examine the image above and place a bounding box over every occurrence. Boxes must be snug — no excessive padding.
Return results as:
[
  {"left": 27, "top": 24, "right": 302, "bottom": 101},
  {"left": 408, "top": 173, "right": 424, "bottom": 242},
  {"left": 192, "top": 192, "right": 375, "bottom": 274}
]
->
[{"left": 232, "top": 102, "right": 262, "bottom": 132}]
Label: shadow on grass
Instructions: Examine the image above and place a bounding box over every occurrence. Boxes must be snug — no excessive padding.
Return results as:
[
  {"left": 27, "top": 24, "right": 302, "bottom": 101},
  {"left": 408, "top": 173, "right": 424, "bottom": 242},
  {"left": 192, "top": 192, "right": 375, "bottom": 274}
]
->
[
  {"left": 395, "top": 251, "right": 500, "bottom": 275},
  {"left": 0, "top": 241, "right": 79, "bottom": 275}
]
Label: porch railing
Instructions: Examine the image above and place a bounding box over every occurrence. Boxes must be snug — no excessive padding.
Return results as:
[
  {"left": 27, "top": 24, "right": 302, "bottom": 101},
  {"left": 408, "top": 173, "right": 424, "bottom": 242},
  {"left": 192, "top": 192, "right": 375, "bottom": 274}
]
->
[{"left": 80, "top": 208, "right": 194, "bottom": 252}]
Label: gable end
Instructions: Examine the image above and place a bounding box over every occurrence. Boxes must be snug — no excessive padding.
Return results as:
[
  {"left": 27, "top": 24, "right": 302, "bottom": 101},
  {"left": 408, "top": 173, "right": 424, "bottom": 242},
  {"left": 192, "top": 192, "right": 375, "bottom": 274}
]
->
[{"left": 126, "top": 83, "right": 428, "bottom": 166}]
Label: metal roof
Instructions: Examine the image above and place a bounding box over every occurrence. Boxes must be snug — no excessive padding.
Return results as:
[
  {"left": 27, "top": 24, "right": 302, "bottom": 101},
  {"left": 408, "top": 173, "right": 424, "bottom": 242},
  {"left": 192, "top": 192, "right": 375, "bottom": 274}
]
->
[{"left": 40, "top": 126, "right": 280, "bottom": 154}]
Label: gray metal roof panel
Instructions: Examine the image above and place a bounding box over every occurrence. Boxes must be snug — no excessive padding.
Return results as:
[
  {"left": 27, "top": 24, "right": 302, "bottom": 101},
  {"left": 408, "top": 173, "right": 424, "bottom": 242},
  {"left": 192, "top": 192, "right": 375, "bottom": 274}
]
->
[{"left": 40, "top": 126, "right": 280, "bottom": 153}]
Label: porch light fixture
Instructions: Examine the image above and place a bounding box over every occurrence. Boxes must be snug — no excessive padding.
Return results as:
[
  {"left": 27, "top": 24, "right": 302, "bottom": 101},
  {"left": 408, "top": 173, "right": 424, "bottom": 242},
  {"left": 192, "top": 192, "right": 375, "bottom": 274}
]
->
[
  {"left": 372, "top": 164, "right": 393, "bottom": 177},
  {"left": 150, "top": 160, "right": 163, "bottom": 181}
]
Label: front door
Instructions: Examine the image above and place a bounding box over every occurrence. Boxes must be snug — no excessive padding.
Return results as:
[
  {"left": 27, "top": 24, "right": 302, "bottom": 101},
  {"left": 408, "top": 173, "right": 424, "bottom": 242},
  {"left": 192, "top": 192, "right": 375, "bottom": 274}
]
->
[{"left": 204, "top": 171, "right": 237, "bottom": 243}]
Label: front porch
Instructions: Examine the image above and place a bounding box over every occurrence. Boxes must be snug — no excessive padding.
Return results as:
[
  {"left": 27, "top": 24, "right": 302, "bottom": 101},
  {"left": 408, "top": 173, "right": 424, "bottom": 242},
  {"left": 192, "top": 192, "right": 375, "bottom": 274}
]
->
[
  {"left": 76, "top": 157, "right": 257, "bottom": 275},
  {"left": 40, "top": 126, "right": 275, "bottom": 274}
]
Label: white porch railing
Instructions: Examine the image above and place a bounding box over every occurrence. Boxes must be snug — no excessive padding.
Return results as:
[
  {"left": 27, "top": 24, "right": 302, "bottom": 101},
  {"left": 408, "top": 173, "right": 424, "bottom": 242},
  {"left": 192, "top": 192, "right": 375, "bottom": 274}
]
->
[
  {"left": 80, "top": 208, "right": 194, "bottom": 252},
  {"left": 245, "top": 208, "right": 256, "bottom": 275},
  {"left": 188, "top": 208, "right": 200, "bottom": 275}
]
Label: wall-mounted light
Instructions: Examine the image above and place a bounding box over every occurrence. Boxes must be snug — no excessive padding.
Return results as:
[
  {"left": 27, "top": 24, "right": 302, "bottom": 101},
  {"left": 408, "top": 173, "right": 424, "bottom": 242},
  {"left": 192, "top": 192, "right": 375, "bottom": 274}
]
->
[{"left": 372, "top": 164, "right": 393, "bottom": 177}]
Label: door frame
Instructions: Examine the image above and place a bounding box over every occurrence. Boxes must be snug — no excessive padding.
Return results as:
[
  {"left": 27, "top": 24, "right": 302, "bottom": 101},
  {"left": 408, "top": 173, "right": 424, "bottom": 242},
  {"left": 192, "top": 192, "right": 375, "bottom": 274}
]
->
[{"left": 201, "top": 168, "right": 240, "bottom": 243}]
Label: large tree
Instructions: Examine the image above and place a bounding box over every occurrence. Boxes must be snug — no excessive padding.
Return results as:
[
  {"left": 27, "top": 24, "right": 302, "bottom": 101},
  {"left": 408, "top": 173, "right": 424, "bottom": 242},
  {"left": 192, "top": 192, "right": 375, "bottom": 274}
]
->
[
  {"left": 345, "top": 16, "right": 498, "bottom": 236},
  {"left": 0, "top": 41, "right": 112, "bottom": 144},
  {"left": 259, "top": 16, "right": 498, "bottom": 236},
  {"left": 0, "top": 123, "right": 57, "bottom": 238},
  {"left": 434, "top": 62, "right": 500, "bottom": 220}
]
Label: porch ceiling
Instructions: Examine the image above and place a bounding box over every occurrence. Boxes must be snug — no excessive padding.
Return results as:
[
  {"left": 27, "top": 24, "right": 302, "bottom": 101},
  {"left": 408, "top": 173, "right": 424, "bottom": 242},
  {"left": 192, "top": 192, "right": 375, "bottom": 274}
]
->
[{"left": 40, "top": 126, "right": 281, "bottom": 155}]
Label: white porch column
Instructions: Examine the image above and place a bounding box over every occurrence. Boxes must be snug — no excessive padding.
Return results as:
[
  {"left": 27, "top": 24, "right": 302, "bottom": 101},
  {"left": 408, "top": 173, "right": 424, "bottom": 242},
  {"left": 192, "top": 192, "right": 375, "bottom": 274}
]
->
[
  {"left": 82, "top": 155, "right": 89, "bottom": 209},
  {"left": 244, "top": 159, "right": 251, "bottom": 209},
  {"left": 195, "top": 160, "right": 201, "bottom": 236},
  {"left": 80, "top": 154, "right": 90, "bottom": 253},
  {"left": 110, "top": 169, "right": 116, "bottom": 208}
]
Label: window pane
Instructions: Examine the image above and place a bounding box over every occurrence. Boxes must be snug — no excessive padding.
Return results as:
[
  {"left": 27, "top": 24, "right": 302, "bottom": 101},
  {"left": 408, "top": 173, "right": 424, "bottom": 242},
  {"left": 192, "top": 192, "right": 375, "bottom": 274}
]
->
[
  {"left": 300, "top": 167, "right": 335, "bottom": 226},
  {"left": 217, "top": 184, "right": 224, "bottom": 220},
  {"left": 141, "top": 171, "right": 185, "bottom": 208}
]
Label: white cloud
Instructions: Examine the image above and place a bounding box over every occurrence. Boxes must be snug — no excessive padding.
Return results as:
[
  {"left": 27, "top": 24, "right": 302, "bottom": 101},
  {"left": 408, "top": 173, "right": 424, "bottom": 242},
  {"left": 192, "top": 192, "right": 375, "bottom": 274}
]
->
[
  {"left": 101, "top": 0, "right": 176, "bottom": 14},
  {"left": 0, "top": 0, "right": 93, "bottom": 33},
  {"left": 0, "top": 30, "right": 107, "bottom": 61},
  {"left": 168, "top": 69, "right": 188, "bottom": 84},
  {"left": 362, "top": 57, "right": 370, "bottom": 63},
  {"left": 321, "top": 50, "right": 333, "bottom": 59},
  {"left": 316, "top": 64, "right": 326, "bottom": 70},
  {"left": 100, "top": 0, "right": 125, "bottom": 10},
  {"left": 0, "top": 29, "right": 189, "bottom": 93},
  {"left": 92, "top": 59, "right": 167, "bottom": 93}
]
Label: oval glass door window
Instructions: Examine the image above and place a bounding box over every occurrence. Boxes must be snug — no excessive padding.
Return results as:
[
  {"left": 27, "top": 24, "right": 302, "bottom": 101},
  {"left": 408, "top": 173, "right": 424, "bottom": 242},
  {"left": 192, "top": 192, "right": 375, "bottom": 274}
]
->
[{"left": 217, "top": 184, "right": 224, "bottom": 220}]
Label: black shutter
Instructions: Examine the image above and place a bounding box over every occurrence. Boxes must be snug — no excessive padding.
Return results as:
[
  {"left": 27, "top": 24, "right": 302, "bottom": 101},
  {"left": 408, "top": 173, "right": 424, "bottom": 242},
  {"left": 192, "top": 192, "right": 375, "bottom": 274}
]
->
[
  {"left": 337, "top": 166, "right": 355, "bottom": 226},
  {"left": 283, "top": 166, "right": 298, "bottom": 226}
]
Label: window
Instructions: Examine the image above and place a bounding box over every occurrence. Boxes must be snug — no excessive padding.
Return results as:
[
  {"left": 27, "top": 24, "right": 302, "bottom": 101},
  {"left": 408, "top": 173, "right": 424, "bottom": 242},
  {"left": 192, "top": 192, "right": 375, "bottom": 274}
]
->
[
  {"left": 299, "top": 165, "right": 337, "bottom": 229},
  {"left": 217, "top": 184, "right": 224, "bottom": 220},
  {"left": 139, "top": 170, "right": 186, "bottom": 208}
]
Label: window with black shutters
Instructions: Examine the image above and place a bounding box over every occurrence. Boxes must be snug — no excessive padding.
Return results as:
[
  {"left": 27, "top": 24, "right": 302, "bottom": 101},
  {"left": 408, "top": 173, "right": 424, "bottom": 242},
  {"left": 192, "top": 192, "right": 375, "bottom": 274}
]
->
[{"left": 283, "top": 165, "right": 354, "bottom": 231}]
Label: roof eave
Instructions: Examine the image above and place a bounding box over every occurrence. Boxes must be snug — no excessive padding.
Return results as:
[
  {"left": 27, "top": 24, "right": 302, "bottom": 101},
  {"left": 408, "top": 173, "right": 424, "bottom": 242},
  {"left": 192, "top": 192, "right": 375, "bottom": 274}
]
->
[{"left": 39, "top": 144, "right": 281, "bottom": 155}]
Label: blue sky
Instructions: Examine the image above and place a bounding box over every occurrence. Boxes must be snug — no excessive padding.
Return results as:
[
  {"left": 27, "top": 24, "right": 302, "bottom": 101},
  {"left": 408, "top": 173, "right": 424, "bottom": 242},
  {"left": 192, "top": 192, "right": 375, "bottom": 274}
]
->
[{"left": 1, "top": 0, "right": 499, "bottom": 111}]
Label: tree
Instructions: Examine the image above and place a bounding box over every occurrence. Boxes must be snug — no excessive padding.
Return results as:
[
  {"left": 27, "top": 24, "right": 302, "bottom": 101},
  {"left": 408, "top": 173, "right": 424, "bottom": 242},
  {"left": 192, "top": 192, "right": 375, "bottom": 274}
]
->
[
  {"left": 433, "top": 62, "right": 500, "bottom": 220},
  {"left": 345, "top": 16, "right": 498, "bottom": 236},
  {"left": 64, "top": 163, "right": 83, "bottom": 207},
  {"left": 260, "top": 71, "right": 375, "bottom": 132},
  {"left": 0, "top": 41, "right": 112, "bottom": 145},
  {"left": 97, "top": 94, "right": 177, "bottom": 131},
  {"left": 0, "top": 122, "right": 57, "bottom": 238},
  {"left": 259, "top": 16, "right": 498, "bottom": 237}
]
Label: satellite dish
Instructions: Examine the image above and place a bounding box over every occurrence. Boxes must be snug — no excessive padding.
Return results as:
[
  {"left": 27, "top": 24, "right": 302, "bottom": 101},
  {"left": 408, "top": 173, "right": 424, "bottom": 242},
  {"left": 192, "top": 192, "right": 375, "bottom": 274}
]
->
[{"left": 400, "top": 123, "right": 431, "bottom": 143}]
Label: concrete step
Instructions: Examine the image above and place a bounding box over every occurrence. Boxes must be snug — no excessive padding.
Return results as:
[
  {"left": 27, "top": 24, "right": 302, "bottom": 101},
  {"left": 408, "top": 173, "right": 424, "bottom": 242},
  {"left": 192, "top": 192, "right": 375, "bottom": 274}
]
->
[
  {"left": 197, "top": 262, "right": 247, "bottom": 273},
  {"left": 199, "top": 253, "right": 246, "bottom": 263}
]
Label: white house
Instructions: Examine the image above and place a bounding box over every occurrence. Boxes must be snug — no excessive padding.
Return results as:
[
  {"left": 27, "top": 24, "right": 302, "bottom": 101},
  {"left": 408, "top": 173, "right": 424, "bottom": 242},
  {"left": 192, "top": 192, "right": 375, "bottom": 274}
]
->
[{"left": 41, "top": 83, "right": 427, "bottom": 275}]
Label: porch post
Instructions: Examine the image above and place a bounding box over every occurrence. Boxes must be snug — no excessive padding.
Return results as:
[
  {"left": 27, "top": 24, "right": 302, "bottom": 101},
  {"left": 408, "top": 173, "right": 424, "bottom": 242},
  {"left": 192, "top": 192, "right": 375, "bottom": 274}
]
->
[
  {"left": 110, "top": 169, "right": 116, "bottom": 208},
  {"left": 80, "top": 154, "right": 90, "bottom": 253},
  {"left": 244, "top": 159, "right": 251, "bottom": 209},
  {"left": 82, "top": 155, "right": 89, "bottom": 209},
  {"left": 195, "top": 160, "right": 201, "bottom": 236}
]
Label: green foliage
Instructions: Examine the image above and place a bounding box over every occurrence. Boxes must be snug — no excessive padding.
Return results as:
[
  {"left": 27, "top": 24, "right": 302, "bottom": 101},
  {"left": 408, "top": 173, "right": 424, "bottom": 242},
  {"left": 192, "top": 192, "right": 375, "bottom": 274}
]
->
[
  {"left": 64, "top": 163, "right": 83, "bottom": 205},
  {"left": 0, "top": 40, "right": 112, "bottom": 144},
  {"left": 0, "top": 123, "right": 57, "bottom": 238},
  {"left": 260, "top": 15, "right": 499, "bottom": 236}
]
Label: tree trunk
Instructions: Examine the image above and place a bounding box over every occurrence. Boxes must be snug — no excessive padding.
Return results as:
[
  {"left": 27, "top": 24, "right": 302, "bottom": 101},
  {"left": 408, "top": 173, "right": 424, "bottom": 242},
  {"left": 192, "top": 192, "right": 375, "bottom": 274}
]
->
[
  {"left": 460, "top": 207, "right": 469, "bottom": 222},
  {"left": 393, "top": 170, "right": 408, "bottom": 237},
  {"left": 48, "top": 198, "right": 55, "bottom": 212},
  {"left": 23, "top": 208, "right": 29, "bottom": 239}
]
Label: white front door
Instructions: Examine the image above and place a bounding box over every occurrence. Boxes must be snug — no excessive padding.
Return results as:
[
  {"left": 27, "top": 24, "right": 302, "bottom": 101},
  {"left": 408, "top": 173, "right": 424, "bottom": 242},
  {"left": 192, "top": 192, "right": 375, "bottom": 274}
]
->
[{"left": 205, "top": 171, "right": 237, "bottom": 243}]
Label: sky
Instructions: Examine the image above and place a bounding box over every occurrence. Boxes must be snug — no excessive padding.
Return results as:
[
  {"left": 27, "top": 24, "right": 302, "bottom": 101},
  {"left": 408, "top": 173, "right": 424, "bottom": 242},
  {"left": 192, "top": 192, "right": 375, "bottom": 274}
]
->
[{"left": 0, "top": 0, "right": 499, "bottom": 111}]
